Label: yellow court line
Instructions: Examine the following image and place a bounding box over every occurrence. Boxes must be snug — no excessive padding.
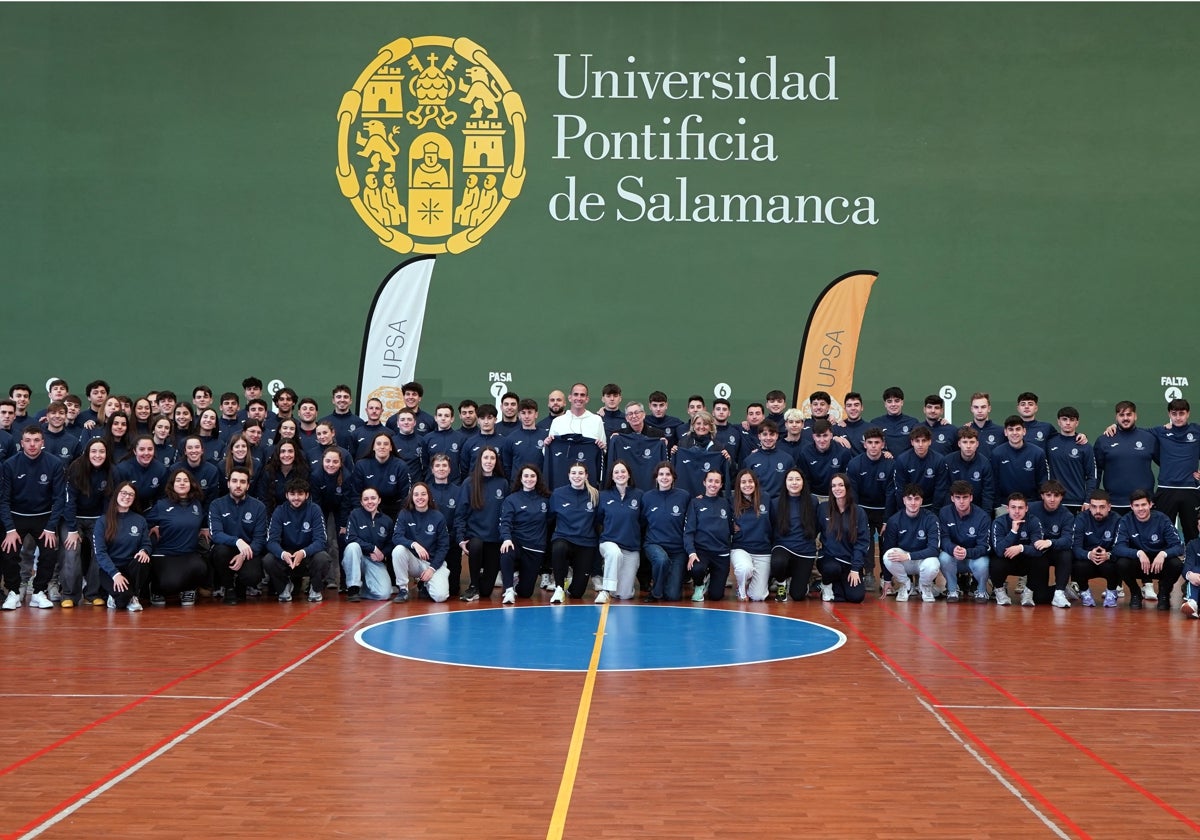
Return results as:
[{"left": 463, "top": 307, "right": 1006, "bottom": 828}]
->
[{"left": 546, "top": 601, "right": 610, "bottom": 840}]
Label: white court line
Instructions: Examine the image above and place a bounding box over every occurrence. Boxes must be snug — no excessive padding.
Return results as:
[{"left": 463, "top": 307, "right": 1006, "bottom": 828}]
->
[
  {"left": 17, "top": 601, "right": 392, "bottom": 840},
  {"left": 936, "top": 704, "right": 1200, "bottom": 714},
  {"left": 0, "top": 693, "right": 225, "bottom": 701},
  {"left": 868, "top": 650, "right": 1071, "bottom": 840}
]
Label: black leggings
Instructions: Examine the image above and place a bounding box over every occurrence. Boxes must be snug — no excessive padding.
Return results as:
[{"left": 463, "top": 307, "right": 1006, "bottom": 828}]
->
[
  {"left": 500, "top": 545, "right": 544, "bottom": 598},
  {"left": 466, "top": 539, "right": 502, "bottom": 597},
  {"left": 770, "top": 547, "right": 817, "bottom": 601},
  {"left": 105, "top": 558, "right": 151, "bottom": 608},
  {"left": 151, "top": 552, "right": 208, "bottom": 595},
  {"left": 551, "top": 539, "right": 596, "bottom": 599}
]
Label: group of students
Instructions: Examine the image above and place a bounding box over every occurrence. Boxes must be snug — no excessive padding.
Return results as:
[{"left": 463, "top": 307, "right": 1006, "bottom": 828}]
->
[{"left": 2, "top": 377, "right": 1199, "bottom": 618}]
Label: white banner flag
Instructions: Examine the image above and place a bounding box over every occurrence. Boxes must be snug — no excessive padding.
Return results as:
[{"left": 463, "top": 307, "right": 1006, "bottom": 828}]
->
[{"left": 356, "top": 255, "right": 436, "bottom": 418}]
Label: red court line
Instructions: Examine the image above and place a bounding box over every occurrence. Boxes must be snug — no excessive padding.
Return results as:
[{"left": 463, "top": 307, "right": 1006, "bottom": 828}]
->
[
  {"left": 4, "top": 603, "right": 386, "bottom": 840},
  {"left": 0, "top": 606, "right": 323, "bottom": 779},
  {"left": 877, "top": 602, "right": 1200, "bottom": 834},
  {"left": 832, "top": 606, "right": 1091, "bottom": 840}
]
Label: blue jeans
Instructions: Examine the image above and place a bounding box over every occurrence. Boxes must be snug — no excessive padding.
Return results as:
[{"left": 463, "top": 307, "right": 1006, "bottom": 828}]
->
[
  {"left": 938, "top": 550, "right": 989, "bottom": 595},
  {"left": 643, "top": 543, "right": 686, "bottom": 600}
]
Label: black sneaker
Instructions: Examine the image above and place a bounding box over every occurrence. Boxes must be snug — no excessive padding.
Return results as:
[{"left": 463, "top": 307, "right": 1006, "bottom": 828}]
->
[
  {"left": 223, "top": 590, "right": 240, "bottom": 606},
  {"left": 1130, "top": 592, "right": 1144, "bottom": 610},
  {"left": 347, "top": 586, "right": 361, "bottom": 603},
  {"left": 417, "top": 583, "right": 432, "bottom": 601},
  {"left": 392, "top": 588, "right": 409, "bottom": 604},
  {"left": 774, "top": 582, "right": 788, "bottom": 602},
  {"left": 460, "top": 586, "right": 479, "bottom": 603}
]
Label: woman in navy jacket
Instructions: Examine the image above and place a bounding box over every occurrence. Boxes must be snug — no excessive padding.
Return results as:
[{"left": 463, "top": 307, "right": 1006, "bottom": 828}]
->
[
  {"left": 772, "top": 468, "right": 821, "bottom": 602},
  {"left": 456, "top": 446, "right": 507, "bottom": 602},
  {"left": 641, "top": 461, "right": 692, "bottom": 602},
  {"left": 548, "top": 462, "right": 599, "bottom": 603},
  {"left": 93, "top": 482, "right": 151, "bottom": 611},
  {"left": 685, "top": 470, "right": 734, "bottom": 601},
  {"left": 499, "top": 464, "right": 551, "bottom": 604},
  {"left": 145, "top": 467, "right": 207, "bottom": 606},
  {"left": 818, "top": 473, "right": 870, "bottom": 603},
  {"left": 596, "top": 460, "right": 644, "bottom": 603}
]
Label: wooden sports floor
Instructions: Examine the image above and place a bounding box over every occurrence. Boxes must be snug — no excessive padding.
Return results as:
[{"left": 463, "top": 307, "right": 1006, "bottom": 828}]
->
[{"left": 4, "top": 581, "right": 1198, "bottom": 840}]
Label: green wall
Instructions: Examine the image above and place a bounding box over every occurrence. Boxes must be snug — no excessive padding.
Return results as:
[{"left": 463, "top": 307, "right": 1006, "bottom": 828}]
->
[{"left": 2, "top": 3, "right": 1196, "bottom": 430}]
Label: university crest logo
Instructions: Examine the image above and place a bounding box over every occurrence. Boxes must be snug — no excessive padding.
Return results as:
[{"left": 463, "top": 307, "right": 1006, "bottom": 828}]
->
[{"left": 336, "top": 35, "right": 527, "bottom": 255}]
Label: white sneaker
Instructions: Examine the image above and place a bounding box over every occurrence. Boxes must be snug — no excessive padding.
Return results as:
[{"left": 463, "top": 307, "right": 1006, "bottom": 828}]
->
[
  {"left": 895, "top": 579, "right": 911, "bottom": 602},
  {"left": 107, "top": 595, "right": 116, "bottom": 609},
  {"left": 594, "top": 590, "right": 609, "bottom": 604},
  {"left": 820, "top": 583, "right": 835, "bottom": 602},
  {"left": 994, "top": 586, "right": 1012, "bottom": 606},
  {"left": 590, "top": 575, "right": 603, "bottom": 593},
  {"left": 1142, "top": 582, "right": 1158, "bottom": 600},
  {"left": 1182, "top": 599, "right": 1198, "bottom": 618},
  {"left": 1051, "top": 590, "right": 1071, "bottom": 609},
  {"left": 29, "top": 591, "right": 54, "bottom": 609},
  {"left": 539, "top": 573, "right": 553, "bottom": 591},
  {"left": 127, "top": 596, "right": 144, "bottom": 612},
  {"left": 502, "top": 587, "right": 516, "bottom": 606},
  {"left": 277, "top": 581, "right": 293, "bottom": 602},
  {"left": 2, "top": 590, "right": 21, "bottom": 610},
  {"left": 692, "top": 580, "right": 708, "bottom": 602},
  {"left": 919, "top": 583, "right": 936, "bottom": 602},
  {"left": 550, "top": 586, "right": 565, "bottom": 604},
  {"left": 1020, "top": 588, "right": 1035, "bottom": 607}
]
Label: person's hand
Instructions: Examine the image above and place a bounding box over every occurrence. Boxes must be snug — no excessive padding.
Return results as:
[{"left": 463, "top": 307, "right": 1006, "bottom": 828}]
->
[
  {"left": 40, "top": 530, "right": 58, "bottom": 549},
  {"left": 64, "top": 531, "right": 80, "bottom": 551},
  {"left": 112, "top": 572, "right": 129, "bottom": 593}
]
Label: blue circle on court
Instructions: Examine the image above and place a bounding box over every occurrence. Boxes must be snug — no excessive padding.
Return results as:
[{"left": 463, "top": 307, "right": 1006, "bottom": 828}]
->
[{"left": 355, "top": 605, "right": 845, "bottom": 672}]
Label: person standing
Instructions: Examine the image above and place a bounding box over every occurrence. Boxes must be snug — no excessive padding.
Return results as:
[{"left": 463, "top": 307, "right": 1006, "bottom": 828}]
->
[{"left": 1, "top": 426, "right": 67, "bottom": 609}]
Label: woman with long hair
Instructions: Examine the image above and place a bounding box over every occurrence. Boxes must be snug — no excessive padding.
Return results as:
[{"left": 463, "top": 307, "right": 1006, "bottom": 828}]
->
[
  {"left": 498, "top": 464, "right": 550, "bottom": 604},
  {"left": 684, "top": 470, "right": 734, "bottom": 602},
  {"left": 595, "top": 460, "right": 643, "bottom": 603},
  {"left": 817, "top": 473, "right": 870, "bottom": 603},
  {"left": 730, "top": 468, "right": 774, "bottom": 601},
  {"left": 150, "top": 415, "right": 177, "bottom": 468},
  {"left": 196, "top": 407, "right": 225, "bottom": 464},
  {"left": 640, "top": 461, "right": 691, "bottom": 602},
  {"left": 94, "top": 482, "right": 151, "bottom": 611},
  {"left": 222, "top": 433, "right": 262, "bottom": 497},
  {"left": 145, "top": 467, "right": 208, "bottom": 606},
  {"left": 101, "top": 412, "right": 134, "bottom": 463},
  {"left": 392, "top": 482, "right": 451, "bottom": 603},
  {"left": 62, "top": 438, "right": 115, "bottom": 607},
  {"left": 352, "top": 432, "right": 410, "bottom": 518},
  {"left": 455, "top": 446, "right": 507, "bottom": 602},
  {"left": 311, "top": 446, "right": 353, "bottom": 559},
  {"left": 172, "top": 402, "right": 196, "bottom": 445},
  {"left": 771, "top": 468, "right": 821, "bottom": 602},
  {"left": 548, "top": 461, "right": 599, "bottom": 604},
  {"left": 132, "top": 397, "right": 155, "bottom": 435},
  {"left": 260, "top": 440, "right": 310, "bottom": 514}
]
